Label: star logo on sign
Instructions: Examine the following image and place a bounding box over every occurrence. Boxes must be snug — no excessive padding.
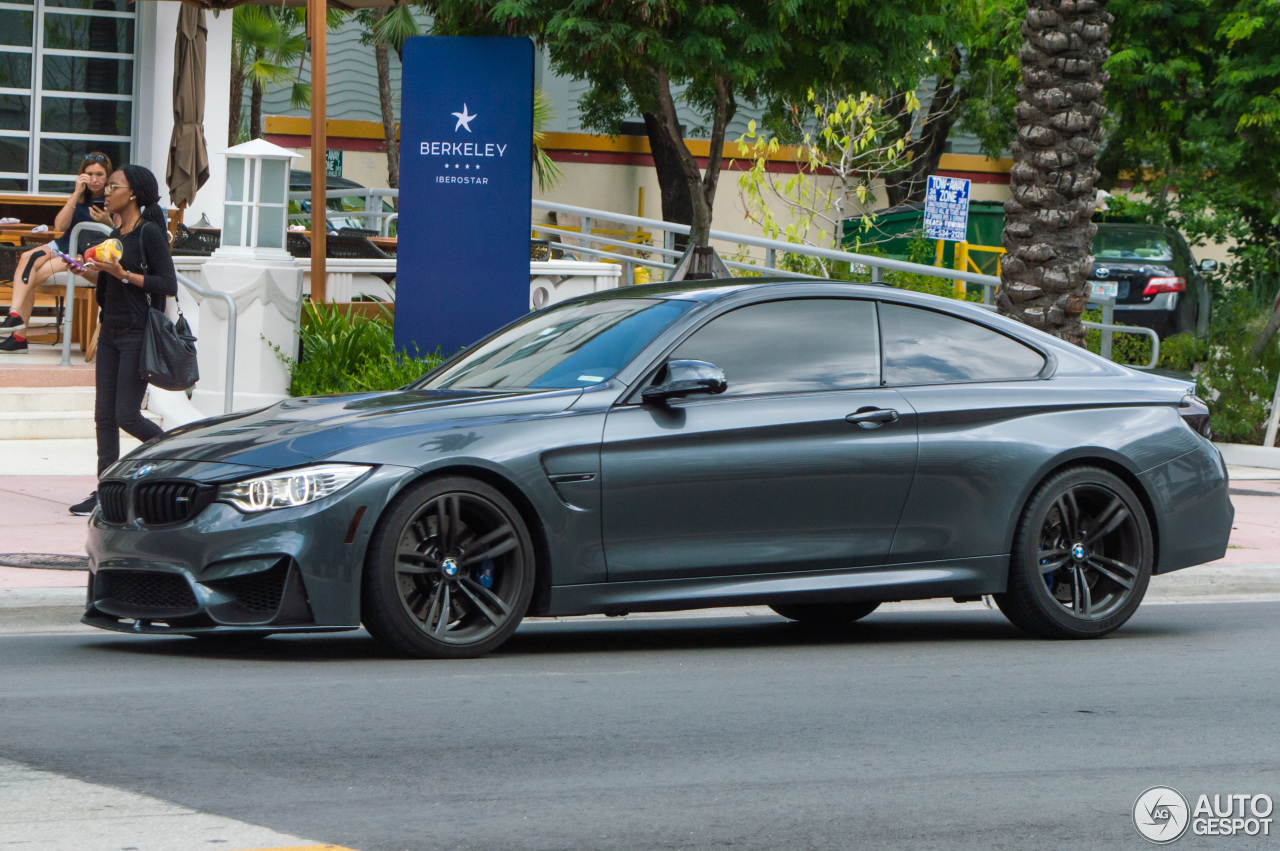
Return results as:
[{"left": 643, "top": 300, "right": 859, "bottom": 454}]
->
[{"left": 452, "top": 104, "right": 477, "bottom": 132}]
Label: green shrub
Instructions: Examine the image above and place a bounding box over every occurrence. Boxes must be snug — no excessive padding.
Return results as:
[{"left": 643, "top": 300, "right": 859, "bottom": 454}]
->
[
  {"left": 1196, "top": 341, "right": 1280, "bottom": 444},
  {"left": 1157, "top": 333, "right": 1209, "bottom": 374},
  {"left": 271, "top": 301, "right": 444, "bottom": 397}
]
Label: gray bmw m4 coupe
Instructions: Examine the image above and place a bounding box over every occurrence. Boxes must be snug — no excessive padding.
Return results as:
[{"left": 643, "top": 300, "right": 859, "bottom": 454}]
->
[{"left": 84, "top": 280, "right": 1233, "bottom": 657}]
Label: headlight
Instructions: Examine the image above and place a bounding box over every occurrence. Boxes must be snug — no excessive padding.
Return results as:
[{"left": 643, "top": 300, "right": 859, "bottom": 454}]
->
[{"left": 217, "top": 464, "right": 372, "bottom": 513}]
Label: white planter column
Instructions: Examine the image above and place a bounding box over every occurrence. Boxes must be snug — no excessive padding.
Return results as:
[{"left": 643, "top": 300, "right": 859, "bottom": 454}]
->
[{"left": 189, "top": 141, "right": 305, "bottom": 416}]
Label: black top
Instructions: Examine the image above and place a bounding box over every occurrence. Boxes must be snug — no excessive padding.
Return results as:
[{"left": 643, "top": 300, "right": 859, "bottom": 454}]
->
[
  {"left": 95, "top": 223, "right": 178, "bottom": 332},
  {"left": 54, "top": 202, "right": 107, "bottom": 254}
]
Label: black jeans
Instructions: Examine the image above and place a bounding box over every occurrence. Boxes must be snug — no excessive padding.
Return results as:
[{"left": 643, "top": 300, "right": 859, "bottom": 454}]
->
[{"left": 95, "top": 326, "right": 163, "bottom": 476}]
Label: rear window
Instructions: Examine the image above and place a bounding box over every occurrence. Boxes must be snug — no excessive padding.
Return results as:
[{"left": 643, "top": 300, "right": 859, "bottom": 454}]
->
[
  {"left": 880, "top": 303, "right": 1045, "bottom": 385},
  {"left": 1094, "top": 228, "right": 1173, "bottom": 261}
]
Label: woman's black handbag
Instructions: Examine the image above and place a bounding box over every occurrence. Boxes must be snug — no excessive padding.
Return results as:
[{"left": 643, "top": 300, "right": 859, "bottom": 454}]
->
[
  {"left": 140, "top": 305, "right": 199, "bottom": 391},
  {"left": 133, "top": 222, "right": 200, "bottom": 391}
]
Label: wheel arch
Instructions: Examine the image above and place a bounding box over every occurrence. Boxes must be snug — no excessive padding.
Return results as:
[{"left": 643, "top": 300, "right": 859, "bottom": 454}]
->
[
  {"left": 1004, "top": 452, "right": 1161, "bottom": 572},
  {"left": 363, "top": 463, "right": 553, "bottom": 618}
]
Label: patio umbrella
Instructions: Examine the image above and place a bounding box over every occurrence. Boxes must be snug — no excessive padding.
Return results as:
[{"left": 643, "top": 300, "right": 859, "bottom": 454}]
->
[{"left": 165, "top": 4, "right": 210, "bottom": 212}]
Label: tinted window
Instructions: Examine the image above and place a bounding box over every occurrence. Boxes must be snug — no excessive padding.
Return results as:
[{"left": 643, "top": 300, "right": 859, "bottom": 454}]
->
[
  {"left": 671, "top": 299, "right": 879, "bottom": 396},
  {"left": 419, "top": 298, "right": 695, "bottom": 391},
  {"left": 880, "top": 303, "right": 1045, "bottom": 385},
  {"left": 1093, "top": 227, "right": 1173, "bottom": 261}
]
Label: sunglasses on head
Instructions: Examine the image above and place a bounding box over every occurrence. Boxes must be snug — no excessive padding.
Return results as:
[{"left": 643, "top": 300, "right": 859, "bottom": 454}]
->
[{"left": 82, "top": 154, "right": 108, "bottom": 163}]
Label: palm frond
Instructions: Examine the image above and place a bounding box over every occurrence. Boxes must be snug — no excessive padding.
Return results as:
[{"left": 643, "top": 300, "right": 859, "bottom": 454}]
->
[
  {"left": 532, "top": 88, "right": 563, "bottom": 192},
  {"left": 290, "top": 81, "right": 312, "bottom": 111},
  {"left": 371, "top": 6, "right": 421, "bottom": 51}
]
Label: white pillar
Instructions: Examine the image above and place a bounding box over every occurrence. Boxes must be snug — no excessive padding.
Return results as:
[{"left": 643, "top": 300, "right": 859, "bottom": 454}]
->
[{"left": 134, "top": 3, "right": 230, "bottom": 228}]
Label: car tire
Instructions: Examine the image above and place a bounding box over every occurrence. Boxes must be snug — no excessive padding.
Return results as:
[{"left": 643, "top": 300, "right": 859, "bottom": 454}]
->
[
  {"left": 769, "top": 601, "right": 880, "bottom": 627},
  {"left": 995, "top": 466, "right": 1152, "bottom": 639},
  {"left": 362, "top": 476, "right": 536, "bottom": 659}
]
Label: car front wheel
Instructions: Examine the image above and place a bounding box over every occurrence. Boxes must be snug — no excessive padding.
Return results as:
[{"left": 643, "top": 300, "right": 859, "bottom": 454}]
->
[
  {"left": 995, "top": 466, "right": 1152, "bottom": 639},
  {"left": 362, "top": 477, "right": 535, "bottom": 659}
]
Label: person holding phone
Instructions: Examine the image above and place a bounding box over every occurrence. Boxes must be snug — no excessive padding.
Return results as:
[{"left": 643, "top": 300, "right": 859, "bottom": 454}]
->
[
  {"left": 67, "top": 164, "right": 176, "bottom": 516},
  {"left": 0, "top": 152, "right": 115, "bottom": 354}
]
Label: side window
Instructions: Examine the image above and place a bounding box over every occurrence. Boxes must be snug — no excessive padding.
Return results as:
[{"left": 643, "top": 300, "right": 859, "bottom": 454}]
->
[
  {"left": 880, "top": 303, "right": 1045, "bottom": 385},
  {"left": 670, "top": 298, "right": 879, "bottom": 396}
]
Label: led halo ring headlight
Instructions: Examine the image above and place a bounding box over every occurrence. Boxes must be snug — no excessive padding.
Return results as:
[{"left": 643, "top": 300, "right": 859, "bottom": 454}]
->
[{"left": 218, "top": 464, "right": 373, "bottom": 513}]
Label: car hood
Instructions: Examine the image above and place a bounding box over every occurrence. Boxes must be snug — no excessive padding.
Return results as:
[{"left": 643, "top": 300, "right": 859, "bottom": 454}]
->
[{"left": 129, "top": 388, "right": 584, "bottom": 468}]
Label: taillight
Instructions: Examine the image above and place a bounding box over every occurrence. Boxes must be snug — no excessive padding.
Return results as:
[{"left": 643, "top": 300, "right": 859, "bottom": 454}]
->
[
  {"left": 1143, "top": 276, "right": 1186, "bottom": 296},
  {"left": 1179, "top": 394, "right": 1211, "bottom": 439}
]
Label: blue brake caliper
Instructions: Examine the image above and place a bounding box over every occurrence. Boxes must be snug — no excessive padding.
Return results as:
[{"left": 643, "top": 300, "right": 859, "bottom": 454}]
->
[{"left": 477, "top": 559, "right": 494, "bottom": 589}]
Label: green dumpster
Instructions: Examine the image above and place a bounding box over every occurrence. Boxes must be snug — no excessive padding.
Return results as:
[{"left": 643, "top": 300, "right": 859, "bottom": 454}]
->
[{"left": 843, "top": 200, "right": 1007, "bottom": 275}]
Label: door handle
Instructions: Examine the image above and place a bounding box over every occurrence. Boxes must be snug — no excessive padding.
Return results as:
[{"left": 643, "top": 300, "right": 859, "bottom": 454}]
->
[{"left": 845, "top": 407, "right": 900, "bottom": 429}]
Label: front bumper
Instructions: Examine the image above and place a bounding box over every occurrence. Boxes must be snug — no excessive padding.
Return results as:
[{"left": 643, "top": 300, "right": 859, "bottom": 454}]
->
[{"left": 83, "top": 462, "right": 414, "bottom": 634}]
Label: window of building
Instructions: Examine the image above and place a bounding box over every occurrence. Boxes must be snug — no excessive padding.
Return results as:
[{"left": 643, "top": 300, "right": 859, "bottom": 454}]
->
[
  {"left": 0, "top": 0, "right": 135, "bottom": 193},
  {"left": 879, "top": 302, "right": 1046, "bottom": 385},
  {"left": 671, "top": 298, "right": 881, "bottom": 396}
]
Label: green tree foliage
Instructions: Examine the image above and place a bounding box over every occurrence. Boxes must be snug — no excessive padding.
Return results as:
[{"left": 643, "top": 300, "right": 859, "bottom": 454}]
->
[
  {"left": 426, "top": 0, "right": 953, "bottom": 247},
  {"left": 230, "top": 6, "right": 309, "bottom": 143},
  {"left": 1100, "top": 0, "right": 1280, "bottom": 353}
]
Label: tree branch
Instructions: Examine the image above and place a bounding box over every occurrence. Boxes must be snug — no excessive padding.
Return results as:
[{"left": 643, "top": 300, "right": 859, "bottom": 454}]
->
[{"left": 701, "top": 75, "right": 735, "bottom": 207}]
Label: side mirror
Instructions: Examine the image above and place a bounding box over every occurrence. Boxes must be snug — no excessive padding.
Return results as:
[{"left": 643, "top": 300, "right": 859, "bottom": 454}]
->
[
  {"left": 1199, "top": 258, "right": 1218, "bottom": 273},
  {"left": 641, "top": 359, "right": 728, "bottom": 404}
]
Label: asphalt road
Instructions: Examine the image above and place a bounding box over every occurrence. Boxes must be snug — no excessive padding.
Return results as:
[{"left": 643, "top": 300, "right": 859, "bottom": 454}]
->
[{"left": 3, "top": 602, "right": 1280, "bottom": 851}]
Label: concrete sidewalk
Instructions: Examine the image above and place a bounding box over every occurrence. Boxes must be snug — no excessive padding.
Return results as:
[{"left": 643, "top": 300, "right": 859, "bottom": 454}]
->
[{"left": 2, "top": 448, "right": 1278, "bottom": 631}]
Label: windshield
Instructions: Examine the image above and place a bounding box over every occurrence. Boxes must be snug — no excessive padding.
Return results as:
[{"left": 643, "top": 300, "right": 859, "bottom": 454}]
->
[
  {"left": 415, "top": 298, "right": 695, "bottom": 391},
  {"left": 1093, "top": 228, "right": 1174, "bottom": 261}
]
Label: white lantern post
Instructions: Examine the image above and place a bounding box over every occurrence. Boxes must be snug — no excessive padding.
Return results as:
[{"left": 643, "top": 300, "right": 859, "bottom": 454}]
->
[
  {"left": 189, "top": 140, "right": 306, "bottom": 416},
  {"left": 216, "top": 139, "right": 299, "bottom": 260}
]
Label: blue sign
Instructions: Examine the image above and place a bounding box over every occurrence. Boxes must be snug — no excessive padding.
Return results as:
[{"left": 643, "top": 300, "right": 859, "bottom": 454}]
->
[
  {"left": 923, "top": 175, "right": 971, "bottom": 242},
  {"left": 395, "top": 37, "right": 534, "bottom": 356}
]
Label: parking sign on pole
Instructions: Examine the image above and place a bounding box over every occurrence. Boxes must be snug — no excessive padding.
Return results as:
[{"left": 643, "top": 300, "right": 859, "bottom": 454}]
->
[{"left": 924, "top": 175, "right": 971, "bottom": 242}]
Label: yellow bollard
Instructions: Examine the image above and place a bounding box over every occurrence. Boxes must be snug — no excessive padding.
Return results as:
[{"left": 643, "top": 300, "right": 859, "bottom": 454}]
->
[
  {"left": 634, "top": 266, "right": 651, "bottom": 286},
  {"left": 952, "top": 241, "right": 969, "bottom": 299}
]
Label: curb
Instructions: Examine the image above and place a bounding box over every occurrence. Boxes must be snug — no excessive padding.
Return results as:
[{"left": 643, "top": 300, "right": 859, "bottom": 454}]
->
[{"left": 1218, "top": 442, "right": 1280, "bottom": 470}]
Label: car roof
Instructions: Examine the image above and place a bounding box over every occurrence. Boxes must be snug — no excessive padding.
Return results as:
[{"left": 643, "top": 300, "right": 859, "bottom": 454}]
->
[
  {"left": 563, "top": 276, "right": 1121, "bottom": 370},
  {"left": 570, "top": 277, "right": 898, "bottom": 304}
]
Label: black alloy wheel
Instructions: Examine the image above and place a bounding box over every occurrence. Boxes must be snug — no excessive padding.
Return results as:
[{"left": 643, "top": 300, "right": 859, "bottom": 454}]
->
[
  {"left": 995, "top": 466, "right": 1152, "bottom": 639},
  {"left": 769, "top": 600, "right": 881, "bottom": 627},
  {"left": 362, "top": 477, "right": 535, "bottom": 658}
]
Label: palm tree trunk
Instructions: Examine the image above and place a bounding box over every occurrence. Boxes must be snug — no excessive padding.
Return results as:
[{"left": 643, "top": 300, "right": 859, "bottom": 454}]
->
[
  {"left": 229, "top": 47, "right": 245, "bottom": 143},
  {"left": 250, "top": 77, "right": 264, "bottom": 141},
  {"left": 997, "top": 0, "right": 1113, "bottom": 345},
  {"left": 373, "top": 30, "right": 399, "bottom": 194}
]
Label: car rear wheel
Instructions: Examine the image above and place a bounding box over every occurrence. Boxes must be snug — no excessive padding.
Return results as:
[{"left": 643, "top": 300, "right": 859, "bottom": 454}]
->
[
  {"left": 995, "top": 466, "right": 1152, "bottom": 639},
  {"left": 769, "top": 601, "right": 880, "bottom": 627},
  {"left": 362, "top": 477, "right": 535, "bottom": 659}
]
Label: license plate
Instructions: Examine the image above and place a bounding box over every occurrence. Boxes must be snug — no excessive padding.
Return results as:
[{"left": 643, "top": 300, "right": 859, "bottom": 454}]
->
[{"left": 1089, "top": 281, "right": 1118, "bottom": 300}]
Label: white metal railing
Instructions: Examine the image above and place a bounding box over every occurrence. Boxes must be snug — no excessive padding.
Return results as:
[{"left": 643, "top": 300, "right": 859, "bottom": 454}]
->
[
  {"left": 174, "top": 272, "right": 238, "bottom": 415},
  {"left": 531, "top": 199, "right": 1162, "bottom": 370},
  {"left": 272, "top": 188, "right": 1164, "bottom": 371}
]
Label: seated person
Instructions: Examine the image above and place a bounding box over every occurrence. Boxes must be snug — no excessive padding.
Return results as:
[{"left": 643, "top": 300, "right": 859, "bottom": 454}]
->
[{"left": 1, "top": 152, "right": 115, "bottom": 354}]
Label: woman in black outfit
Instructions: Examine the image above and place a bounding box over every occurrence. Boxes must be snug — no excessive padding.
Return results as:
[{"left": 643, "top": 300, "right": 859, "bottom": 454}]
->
[{"left": 68, "top": 164, "right": 177, "bottom": 516}]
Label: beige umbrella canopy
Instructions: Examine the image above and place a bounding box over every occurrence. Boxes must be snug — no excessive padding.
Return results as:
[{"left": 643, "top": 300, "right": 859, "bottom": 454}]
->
[
  {"left": 141, "top": 0, "right": 407, "bottom": 300},
  {"left": 165, "top": 4, "right": 210, "bottom": 210}
]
